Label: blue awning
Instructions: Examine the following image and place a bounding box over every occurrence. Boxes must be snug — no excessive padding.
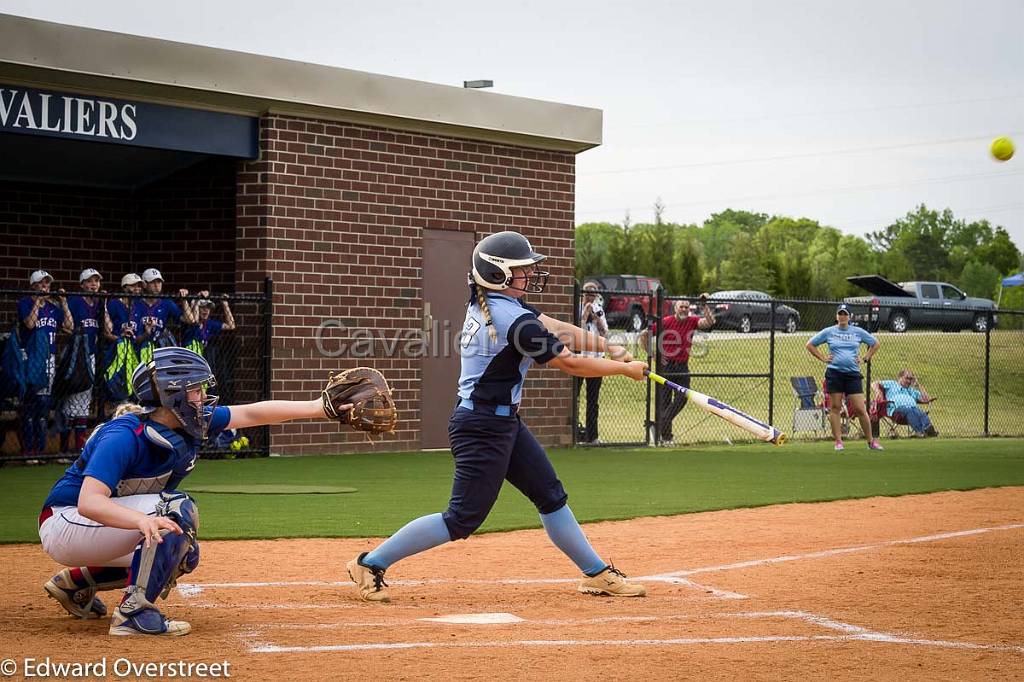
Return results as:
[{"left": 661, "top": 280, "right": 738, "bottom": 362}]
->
[{"left": 1002, "top": 273, "right": 1024, "bottom": 287}]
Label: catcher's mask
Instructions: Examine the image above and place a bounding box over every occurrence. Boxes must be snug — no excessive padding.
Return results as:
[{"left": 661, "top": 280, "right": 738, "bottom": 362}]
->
[
  {"left": 131, "top": 347, "right": 218, "bottom": 440},
  {"left": 471, "top": 231, "right": 549, "bottom": 294}
]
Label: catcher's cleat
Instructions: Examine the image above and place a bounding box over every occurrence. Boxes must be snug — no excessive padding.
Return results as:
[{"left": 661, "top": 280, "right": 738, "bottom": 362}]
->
[
  {"left": 109, "top": 606, "right": 190, "bottom": 637},
  {"left": 578, "top": 564, "right": 646, "bottom": 597},
  {"left": 44, "top": 569, "right": 107, "bottom": 619},
  {"left": 347, "top": 553, "right": 391, "bottom": 603}
]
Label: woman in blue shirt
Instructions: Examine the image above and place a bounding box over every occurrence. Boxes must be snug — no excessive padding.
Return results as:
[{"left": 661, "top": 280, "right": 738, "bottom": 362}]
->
[
  {"left": 806, "top": 304, "right": 883, "bottom": 451},
  {"left": 346, "top": 231, "right": 649, "bottom": 604},
  {"left": 39, "top": 346, "right": 353, "bottom": 636}
]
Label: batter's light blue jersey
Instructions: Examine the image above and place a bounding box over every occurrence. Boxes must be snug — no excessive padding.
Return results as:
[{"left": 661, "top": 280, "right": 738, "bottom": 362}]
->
[
  {"left": 808, "top": 324, "right": 877, "bottom": 374},
  {"left": 457, "top": 293, "right": 564, "bottom": 405}
]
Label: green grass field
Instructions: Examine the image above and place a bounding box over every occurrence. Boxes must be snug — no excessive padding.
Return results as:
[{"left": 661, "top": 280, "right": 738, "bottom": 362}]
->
[
  {"left": 592, "top": 329, "right": 1024, "bottom": 444},
  {"left": 3, "top": 438, "right": 1022, "bottom": 543}
]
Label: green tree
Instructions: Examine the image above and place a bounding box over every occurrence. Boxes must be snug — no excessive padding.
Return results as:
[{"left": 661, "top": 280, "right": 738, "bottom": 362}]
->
[
  {"left": 958, "top": 261, "right": 1002, "bottom": 300},
  {"left": 720, "top": 232, "right": 772, "bottom": 291},
  {"left": 672, "top": 232, "right": 704, "bottom": 295},
  {"left": 975, "top": 227, "right": 1020, "bottom": 276},
  {"left": 574, "top": 222, "right": 621, "bottom": 280}
]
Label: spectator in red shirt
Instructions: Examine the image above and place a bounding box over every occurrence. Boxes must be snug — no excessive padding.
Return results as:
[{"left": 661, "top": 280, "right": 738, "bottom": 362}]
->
[{"left": 639, "top": 296, "right": 715, "bottom": 443}]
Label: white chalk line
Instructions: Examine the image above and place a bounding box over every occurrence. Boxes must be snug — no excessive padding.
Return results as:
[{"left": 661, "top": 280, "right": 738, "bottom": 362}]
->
[
  {"left": 178, "top": 522, "right": 1023, "bottom": 598},
  {"left": 243, "top": 611, "right": 1024, "bottom": 655},
  {"left": 649, "top": 523, "right": 1024, "bottom": 580}
]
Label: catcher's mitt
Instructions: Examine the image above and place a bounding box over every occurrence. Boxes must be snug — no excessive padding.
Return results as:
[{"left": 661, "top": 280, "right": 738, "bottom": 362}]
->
[{"left": 322, "top": 367, "right": 398, "bottom": 436}]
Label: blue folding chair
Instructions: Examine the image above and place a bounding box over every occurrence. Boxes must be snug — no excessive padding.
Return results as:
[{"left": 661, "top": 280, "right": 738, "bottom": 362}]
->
[{"left": 790, "top": 376, "right": 827, "bottom": 436}]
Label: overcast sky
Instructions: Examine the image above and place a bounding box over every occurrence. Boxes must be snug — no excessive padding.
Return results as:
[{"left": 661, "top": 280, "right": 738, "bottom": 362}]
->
[{"left": 4, "top": 0, "right": 1022, "bottom": 252}]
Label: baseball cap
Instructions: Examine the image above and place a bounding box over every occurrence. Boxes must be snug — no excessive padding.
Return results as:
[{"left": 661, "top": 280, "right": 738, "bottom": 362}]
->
[
  {"left": 29, "top": 270, "right": 53, "bottom": 285},
  {"left": 142, "top": 268, "right": 163, "bottom": 283},
  {"left": 121, "top": 273, "right": 143, "bottom": 287},
  {"left": 79, "top": 268, "right": 102, "bottom": 283},
  {"left": 836, "top": 304, "right": 851, "bottom": 315}
]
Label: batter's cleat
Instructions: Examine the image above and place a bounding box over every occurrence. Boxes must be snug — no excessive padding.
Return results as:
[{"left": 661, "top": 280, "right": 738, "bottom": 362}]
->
[
  {"left": 44, "top": 569, "right": 107, "bottom": 619},
  {"left": 834, "top": 441, "right": 845, "bottom": 451},
  {"left": 578, "top": 564, "right": 646, "bottom": 597},
  {"left": 109, "top": 606, "right": 190, "bottom": 636},
  {"left": 347, "top": 552, "right": 391, "bottom": 603},
  {"left": 868, "top": 439, "right": 885, "bottom": 451}
]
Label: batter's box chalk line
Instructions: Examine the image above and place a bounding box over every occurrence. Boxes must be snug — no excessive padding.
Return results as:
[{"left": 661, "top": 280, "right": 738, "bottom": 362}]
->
[
  {"left": 236, "top": 611, "right": 1024, "bottom": 655},
  {"left": 178, "top": 521, "right": 1024, "bottom": 601}
]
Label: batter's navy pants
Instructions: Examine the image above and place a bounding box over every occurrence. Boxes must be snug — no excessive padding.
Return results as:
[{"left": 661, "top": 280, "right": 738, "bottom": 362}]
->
[{"left": 443, "top": 406, "right": 568, "bottom": 540}]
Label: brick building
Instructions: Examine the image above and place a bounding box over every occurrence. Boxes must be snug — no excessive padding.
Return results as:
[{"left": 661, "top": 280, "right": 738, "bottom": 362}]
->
[{"left": 0, "top": 14, "right": 601, "bottom": 454}]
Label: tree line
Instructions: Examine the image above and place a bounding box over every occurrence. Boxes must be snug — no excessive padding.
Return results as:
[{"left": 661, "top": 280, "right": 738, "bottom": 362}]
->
[{"left": 575, "top": 205, "right": 1023, "bottom": 306}]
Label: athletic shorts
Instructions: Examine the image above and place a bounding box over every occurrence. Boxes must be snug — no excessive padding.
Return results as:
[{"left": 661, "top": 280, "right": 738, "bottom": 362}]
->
[{"left": 824, "top": 368, "right": 863, "bottom": 396}]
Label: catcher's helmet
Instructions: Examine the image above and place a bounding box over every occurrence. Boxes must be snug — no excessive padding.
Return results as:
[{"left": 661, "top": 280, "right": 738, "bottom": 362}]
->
[
  {"left": 131, "top": 347, "right": 218, "bottom": 440},
  {"left": 471, "top": 231, "right": 549, "bottom": 293}
]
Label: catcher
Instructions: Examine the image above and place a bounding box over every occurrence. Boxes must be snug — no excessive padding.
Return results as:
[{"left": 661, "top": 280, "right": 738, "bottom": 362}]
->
[{"left": 38, "top": 347, "right": 393, "bottom": 636}]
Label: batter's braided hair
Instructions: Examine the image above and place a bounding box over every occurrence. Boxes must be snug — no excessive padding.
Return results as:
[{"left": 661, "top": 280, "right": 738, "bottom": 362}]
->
[{"left": 468, "top": 279, "right": 498, "bottom": 343}]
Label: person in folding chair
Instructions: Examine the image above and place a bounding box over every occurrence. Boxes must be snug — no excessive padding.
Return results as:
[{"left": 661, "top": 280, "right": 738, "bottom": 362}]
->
[{"left": 873, "top": 369, "right": 937, "bottom": 438}]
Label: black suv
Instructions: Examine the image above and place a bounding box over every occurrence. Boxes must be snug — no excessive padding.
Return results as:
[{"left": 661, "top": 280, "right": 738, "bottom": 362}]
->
[{"left": 708, "top": 290, "right": 801, "bottom": 333}]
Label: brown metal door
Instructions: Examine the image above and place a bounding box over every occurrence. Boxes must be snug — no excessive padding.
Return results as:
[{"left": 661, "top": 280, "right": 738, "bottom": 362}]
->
[{"left": 421, "top": 229, "right": 475, "bottom": 448}]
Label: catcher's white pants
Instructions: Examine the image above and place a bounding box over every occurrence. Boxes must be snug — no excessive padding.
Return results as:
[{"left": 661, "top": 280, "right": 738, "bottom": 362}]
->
[{"left": 39, "top": 494, "right": 160, "bottom": 567}]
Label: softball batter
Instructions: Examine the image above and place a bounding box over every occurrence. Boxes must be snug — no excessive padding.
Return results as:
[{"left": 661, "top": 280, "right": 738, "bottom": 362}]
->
[
  {"left": 39, "top": 347, "right": 351, "bottom": 636},
  {"left": 348, "top": 231, "right": 648, "bottom": 602}
]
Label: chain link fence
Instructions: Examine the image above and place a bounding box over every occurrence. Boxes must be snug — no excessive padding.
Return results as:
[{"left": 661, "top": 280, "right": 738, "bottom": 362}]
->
[
  {"left": 572, "top": 283, "right": 1024, "bottom": 446},
  {"left": 0, "top": 282, "right": 272, "bottom": 464}
]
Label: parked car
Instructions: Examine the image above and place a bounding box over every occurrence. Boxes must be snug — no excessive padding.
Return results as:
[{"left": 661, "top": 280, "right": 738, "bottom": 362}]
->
[
  {"left": 708, "top": 290, "right": 801, "bottom": 333},
  {"left": 844, "top": 275, "right": 998, "bottom": 333},
  {"left": 581, "top": 275, "right": 671, "bottom": 332}
]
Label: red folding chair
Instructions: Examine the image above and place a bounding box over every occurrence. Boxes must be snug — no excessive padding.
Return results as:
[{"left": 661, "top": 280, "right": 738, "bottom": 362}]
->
[{"left": 869, "top": 383, "right": 915, "bottom": 439}]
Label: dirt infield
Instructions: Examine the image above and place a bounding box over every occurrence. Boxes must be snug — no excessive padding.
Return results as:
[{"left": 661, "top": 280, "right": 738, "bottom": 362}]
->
[{"left": 3, "top": 487, "right": 1022, "bottom": 680}]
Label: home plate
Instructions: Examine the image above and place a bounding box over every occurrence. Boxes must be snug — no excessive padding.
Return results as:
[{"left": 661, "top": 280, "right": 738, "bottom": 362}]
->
[{"left": 420, "top": 612, "right": 524, "bottom": 625}]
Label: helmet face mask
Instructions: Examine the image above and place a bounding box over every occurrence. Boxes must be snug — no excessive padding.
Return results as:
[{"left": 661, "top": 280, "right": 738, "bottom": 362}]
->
[
  {"left": 472, "top": 231, "right": 550, "bottom": 294},
  {"left": 132, "top": 348, "right": 218, "bottom": 440}
]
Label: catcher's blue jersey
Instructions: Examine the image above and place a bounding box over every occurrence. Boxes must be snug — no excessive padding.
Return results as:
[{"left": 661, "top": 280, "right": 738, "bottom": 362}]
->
[
  {"left": 456, "top": 293, "right": 564, "bottom": 405},
  {"left": 43, "top": 407, "right": 231, "bottom": 509}
]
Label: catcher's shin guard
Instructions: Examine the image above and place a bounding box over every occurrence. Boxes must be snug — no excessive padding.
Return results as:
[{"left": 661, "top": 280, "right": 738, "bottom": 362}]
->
[{"left": 124, "top": 491, "right": 200, "bottom": 604}]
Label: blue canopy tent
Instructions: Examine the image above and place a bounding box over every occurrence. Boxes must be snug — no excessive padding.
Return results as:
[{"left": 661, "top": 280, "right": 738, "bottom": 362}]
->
[{"left": 996, "top": 273, "right": 1024, "bottom": 307}]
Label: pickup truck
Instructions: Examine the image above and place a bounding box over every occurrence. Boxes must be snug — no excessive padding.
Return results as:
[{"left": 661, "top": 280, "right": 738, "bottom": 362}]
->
[{"left": 844, "top": 275, "right": 998, "bottom": 333}]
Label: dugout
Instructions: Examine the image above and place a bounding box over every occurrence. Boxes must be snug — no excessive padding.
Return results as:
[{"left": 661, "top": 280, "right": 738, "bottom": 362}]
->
[{"left": 0, "top": 13, "right": 601, "bottom": 454}]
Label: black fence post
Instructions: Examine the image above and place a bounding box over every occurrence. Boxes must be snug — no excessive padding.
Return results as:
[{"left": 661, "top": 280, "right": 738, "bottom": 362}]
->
[
  {"left": 651, "top": 286, "right": 663, "bottom": 446},
  {"left": 262, "top": 277, "right": 274, "bottom": 455},
  {"left": 984, "top": 309, "right": 991, "bottom": 436},
  {"left": 572, "top": 279, "right": 580, "bottom": 446},
  {"left": 768, "top": 298, "right": 776, "bottom": 427}
]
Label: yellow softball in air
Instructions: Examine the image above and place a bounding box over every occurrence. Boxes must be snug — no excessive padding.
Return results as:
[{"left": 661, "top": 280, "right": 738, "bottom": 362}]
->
[{"left": 991, "top": 137, "right": 1014, "bottom": 162}]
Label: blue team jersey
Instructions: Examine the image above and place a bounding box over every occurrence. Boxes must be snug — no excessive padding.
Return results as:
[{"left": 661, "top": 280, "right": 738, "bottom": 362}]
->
[
  {"left": 457, "top": 293, "right": 564, "bottom": 405},
  {"left": 131, "top": 299, "right": 182, "bottom": 335},
  {"left": 880, "top": 380, "right": 922, "bottom": 416},
  {"left": 182, "top": 319, "right": 224, "bottom": 348},
  {"left": 42, "top": 406, "right": 231, "bottom": 509},
  {"left": 107, "top": 299, "right": 137, "bottom": 338},
  {"left": 67, "top": 295, "right": 102, "bottom": 354},
  {"left": 808, "top": 324, "right": 877, "bottom": 374},
  {"left": 18, "top": 297, "right": 63, "bottom": 354}
]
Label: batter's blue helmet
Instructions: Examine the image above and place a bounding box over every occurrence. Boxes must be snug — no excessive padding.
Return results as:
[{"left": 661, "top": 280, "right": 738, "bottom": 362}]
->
[
  {"left": 471, "top": 231, "right": 549, "bottom": 293},
  {"left": 132, "top": 347, "right": 218, "bottom": 440}
]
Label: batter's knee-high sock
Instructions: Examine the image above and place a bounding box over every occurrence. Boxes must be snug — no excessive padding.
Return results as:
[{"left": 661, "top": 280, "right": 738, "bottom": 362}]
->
[
  {"left": 362, "top": 513, "right": 452, "bottom": 570},
  {"left": 540, "top": 505, "right": 606, "bottom": 577}
]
